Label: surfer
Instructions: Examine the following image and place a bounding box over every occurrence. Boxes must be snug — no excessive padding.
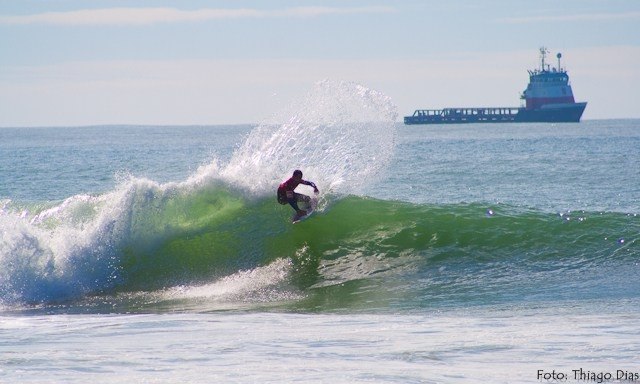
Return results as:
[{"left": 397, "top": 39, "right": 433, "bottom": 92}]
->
[{"left": 277, "top": 170, "right": 319, "bottom": 218}]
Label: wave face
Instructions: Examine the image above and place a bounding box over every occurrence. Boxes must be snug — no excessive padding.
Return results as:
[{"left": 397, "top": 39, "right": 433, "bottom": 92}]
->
[{"left": 272, "top": 198, "right": 638, "bottom": 311}]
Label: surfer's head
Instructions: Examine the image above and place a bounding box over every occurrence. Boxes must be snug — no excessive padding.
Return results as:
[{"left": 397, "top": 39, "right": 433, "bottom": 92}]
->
[{"left": 293, "top": 170, "right": 303, "bottom": 179}]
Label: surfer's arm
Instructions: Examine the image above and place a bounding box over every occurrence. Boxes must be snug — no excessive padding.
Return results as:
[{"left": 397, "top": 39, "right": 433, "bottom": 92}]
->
[{"left": 302, "top": 180, "right": 319, "bottom": 193}]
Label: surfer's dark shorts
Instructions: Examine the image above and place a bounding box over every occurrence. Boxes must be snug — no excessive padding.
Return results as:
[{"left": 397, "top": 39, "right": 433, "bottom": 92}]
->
[
  {"left": 277, "top": 188, "right": 288, "bottom": 205},
  {"left": 277, "top": 189, "right": 310, "bottom": 211}
]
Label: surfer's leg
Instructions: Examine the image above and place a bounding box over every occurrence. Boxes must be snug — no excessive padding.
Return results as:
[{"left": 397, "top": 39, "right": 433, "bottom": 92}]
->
[
  {"left": 295, "top": 193, "right": 310, "bottom": 208},
  {"left": 288, "top": 198, "right": 300, "bottom": 211}
]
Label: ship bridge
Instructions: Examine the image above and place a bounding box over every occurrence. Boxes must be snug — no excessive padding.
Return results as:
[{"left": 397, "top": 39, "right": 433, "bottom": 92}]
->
[{"left": 522, "top": 48, "right": 576, "bottom": 110}]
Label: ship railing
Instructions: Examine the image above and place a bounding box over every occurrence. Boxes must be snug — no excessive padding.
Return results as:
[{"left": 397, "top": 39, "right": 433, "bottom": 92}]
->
[{"left": 412, "top": 108, "right": 521, "bottom": 117}]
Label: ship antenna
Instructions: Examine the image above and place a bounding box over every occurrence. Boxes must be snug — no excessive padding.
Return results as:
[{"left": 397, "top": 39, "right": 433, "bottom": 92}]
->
[{"left": 557, "top": 52, "right": 562, "bottom": 72}]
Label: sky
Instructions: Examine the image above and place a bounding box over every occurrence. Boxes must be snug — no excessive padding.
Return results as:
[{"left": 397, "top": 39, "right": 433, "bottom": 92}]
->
[{"left": 1, "top": 0, "right": 639, "bottom": 126}]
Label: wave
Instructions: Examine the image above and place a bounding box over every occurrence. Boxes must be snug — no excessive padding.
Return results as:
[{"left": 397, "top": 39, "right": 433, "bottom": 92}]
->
[{"left": 1, "top": 186, "right": 637, "bottom": 309}]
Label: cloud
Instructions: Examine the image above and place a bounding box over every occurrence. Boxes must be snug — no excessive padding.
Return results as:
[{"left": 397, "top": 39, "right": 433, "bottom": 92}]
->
[
  {"left": 0, "top": 6, "right": 396, "bottom": 26},
  {"left": 499, "top": 11, "right": 640, "bottom": 24}
]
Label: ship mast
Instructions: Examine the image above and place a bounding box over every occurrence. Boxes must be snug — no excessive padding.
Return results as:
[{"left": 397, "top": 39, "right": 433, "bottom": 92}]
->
[{"left": 539, "top": 47, "right": 549, "bottom": 72}]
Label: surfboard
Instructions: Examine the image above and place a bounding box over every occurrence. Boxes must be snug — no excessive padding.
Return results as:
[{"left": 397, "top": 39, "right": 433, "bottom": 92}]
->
[{"left": 292, "top": 196, "right": 318, "bottom": 224}]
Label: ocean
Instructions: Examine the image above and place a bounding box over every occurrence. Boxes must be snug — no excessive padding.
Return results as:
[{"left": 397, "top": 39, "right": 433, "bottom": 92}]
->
[{"left": 1, "top": 81, "right": 639, "bottom": 383}]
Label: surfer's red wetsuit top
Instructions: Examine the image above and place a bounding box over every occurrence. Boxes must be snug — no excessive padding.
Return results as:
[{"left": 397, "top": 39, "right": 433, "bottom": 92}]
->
[
  {"left": 277, "top": 172, "right": 318, "bottom": 211},
  {"left": 278, "top": 177, "right": 315, "bottom": 193}
]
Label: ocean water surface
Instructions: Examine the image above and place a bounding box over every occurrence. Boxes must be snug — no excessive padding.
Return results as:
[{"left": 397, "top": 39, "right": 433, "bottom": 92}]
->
[{"left": 1, "top": 81, "right": 638, "bottom": 383}]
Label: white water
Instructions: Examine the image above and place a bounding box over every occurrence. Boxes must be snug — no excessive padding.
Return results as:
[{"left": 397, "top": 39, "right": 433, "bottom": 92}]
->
[
  {"left": 2, "top": 303, "right": 638, "bottom": 383},
  {"left": 222, "top": 79, "right": 398, "bottom": 195}
]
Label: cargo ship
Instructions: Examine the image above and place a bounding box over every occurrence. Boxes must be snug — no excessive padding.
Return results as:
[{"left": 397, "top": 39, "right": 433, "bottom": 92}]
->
[{"left": 404, "top": 48, "right": 587, "bottom": 124}]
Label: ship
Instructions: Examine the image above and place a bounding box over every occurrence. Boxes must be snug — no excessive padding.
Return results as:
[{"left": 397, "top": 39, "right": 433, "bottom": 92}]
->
[{"left": 404, "top": 48, "right": 587, "bottom": 124}]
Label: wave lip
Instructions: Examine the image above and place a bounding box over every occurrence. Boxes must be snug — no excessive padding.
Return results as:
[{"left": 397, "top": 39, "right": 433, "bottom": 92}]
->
[{"left": 221, "top": 79, "right": 398, "bottom": 196}]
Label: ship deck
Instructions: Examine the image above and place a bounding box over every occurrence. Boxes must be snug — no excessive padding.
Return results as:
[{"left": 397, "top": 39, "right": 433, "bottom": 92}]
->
[{"left": 404, "top": 107, "right": 521, "bottom": 124}]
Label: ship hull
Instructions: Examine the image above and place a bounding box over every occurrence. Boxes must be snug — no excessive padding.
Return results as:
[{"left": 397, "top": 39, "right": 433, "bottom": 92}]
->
[
  {"left": 515, "top": 102, "right": 587, "bottom": 123},
  {"left": 404, "top": 102, "right": 587, "bottom": 125}
]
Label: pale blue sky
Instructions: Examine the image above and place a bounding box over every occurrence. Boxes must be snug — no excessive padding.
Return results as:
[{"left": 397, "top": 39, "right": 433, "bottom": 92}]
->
[{"left": 1, "top": 0, "right": 639, "bottom": 126}]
